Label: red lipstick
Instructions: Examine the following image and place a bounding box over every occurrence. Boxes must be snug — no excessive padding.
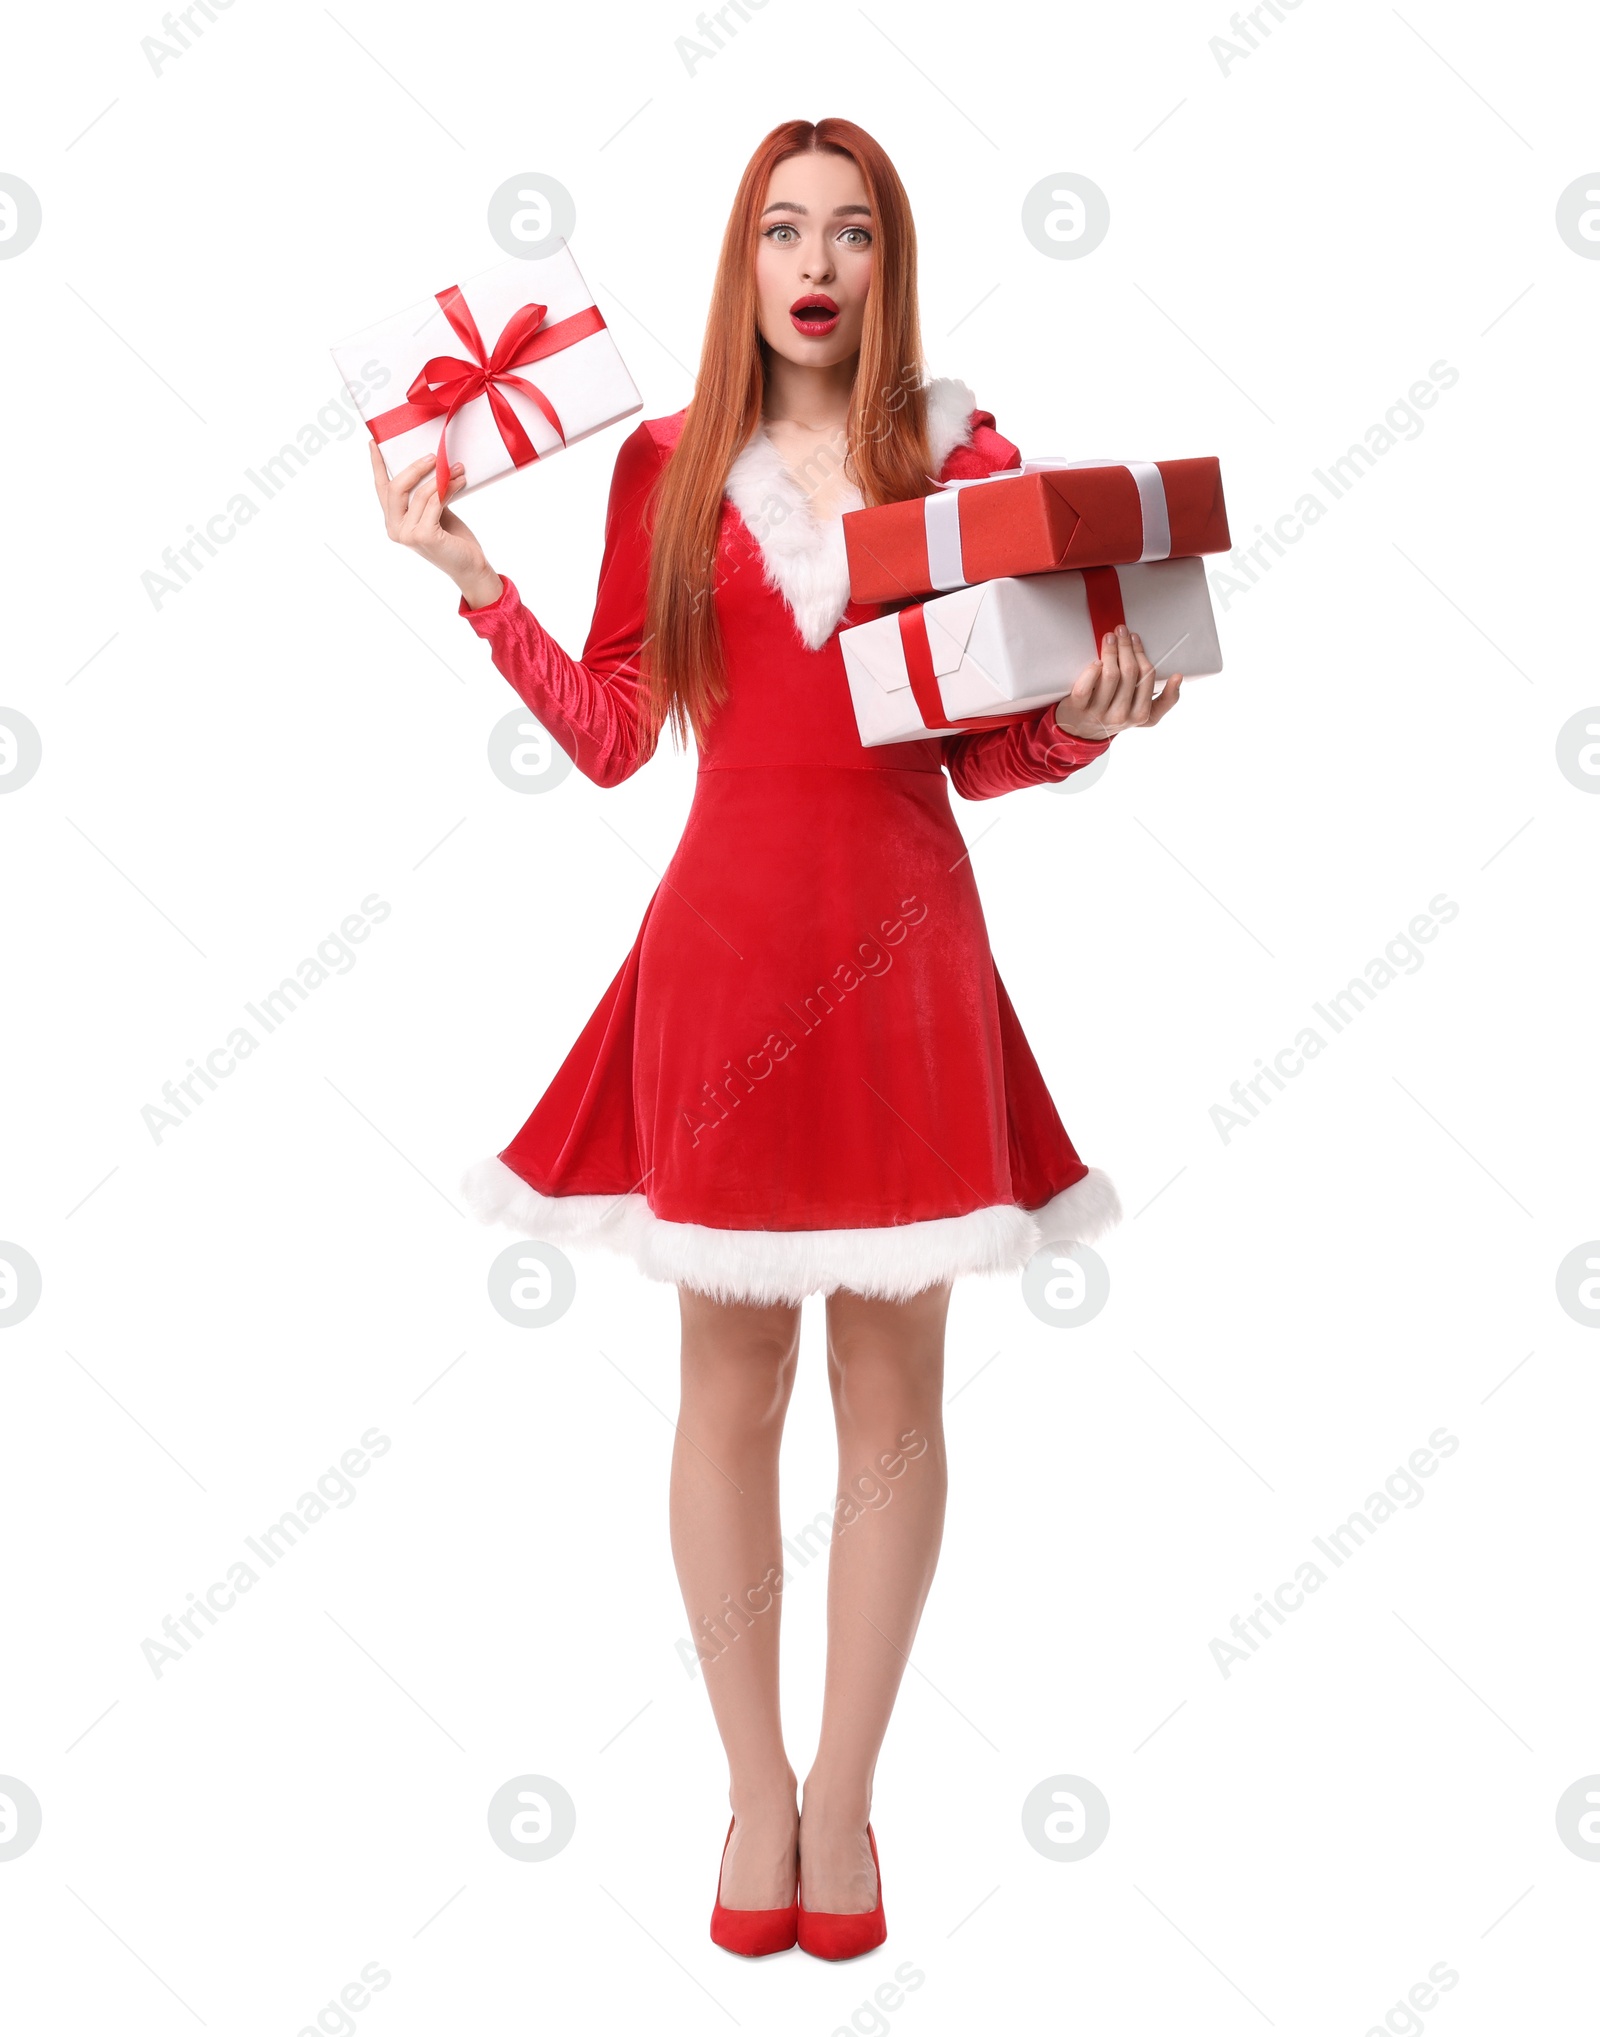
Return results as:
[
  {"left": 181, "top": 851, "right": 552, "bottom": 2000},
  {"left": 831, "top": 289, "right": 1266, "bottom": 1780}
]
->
[{"left": 789, "top": 293, "right": 840, "bottom": 337}]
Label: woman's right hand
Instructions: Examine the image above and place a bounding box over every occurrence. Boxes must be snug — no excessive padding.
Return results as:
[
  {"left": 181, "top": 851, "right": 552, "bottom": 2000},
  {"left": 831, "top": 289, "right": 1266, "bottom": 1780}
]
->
[
  {"left": 370, "top": 443, "right": 504, "bottom": 609},
  {"left": 1054, "top": 623, "right": 1182, "bottom": 741}
]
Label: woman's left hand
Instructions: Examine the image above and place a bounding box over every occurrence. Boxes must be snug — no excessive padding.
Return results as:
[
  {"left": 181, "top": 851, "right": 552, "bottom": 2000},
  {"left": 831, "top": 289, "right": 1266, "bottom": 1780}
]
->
[{"left": 1054, "top": 623, "right": 1184, "bottom": 741}]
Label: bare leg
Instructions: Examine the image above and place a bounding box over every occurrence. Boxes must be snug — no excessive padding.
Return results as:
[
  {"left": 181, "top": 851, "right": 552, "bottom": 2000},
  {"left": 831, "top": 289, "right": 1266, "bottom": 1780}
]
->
[
  {"left": 800, "top": 1282, "right": 951, "bottom": 1911},
  {"left": 672, "top": 1285, "right": 802, "bottom": 1908}
]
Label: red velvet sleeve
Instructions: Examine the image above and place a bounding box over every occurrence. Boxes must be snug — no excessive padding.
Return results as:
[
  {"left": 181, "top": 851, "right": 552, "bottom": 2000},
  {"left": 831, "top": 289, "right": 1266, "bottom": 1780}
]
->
[
  {"left": 943, "top": 708, "right": 1111, "bottom": 800},
  {"left": 940, "top": 405, "right": 1021, "bottom": 481},
  {"left": 936, "top": 406, "right": 1114, "bottom": 798},
  {"left": 458, "top": 423, "right": 664, "bottom": 788}
]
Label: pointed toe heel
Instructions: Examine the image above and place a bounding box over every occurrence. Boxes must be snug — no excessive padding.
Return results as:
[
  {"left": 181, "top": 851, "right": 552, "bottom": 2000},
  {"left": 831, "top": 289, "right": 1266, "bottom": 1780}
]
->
[
  {"left": 797, "top": 1822, "right": 887, "bottom": 1961},
  {"left": 709, "top": 1816, "right": 799, "bottom": 1957}
]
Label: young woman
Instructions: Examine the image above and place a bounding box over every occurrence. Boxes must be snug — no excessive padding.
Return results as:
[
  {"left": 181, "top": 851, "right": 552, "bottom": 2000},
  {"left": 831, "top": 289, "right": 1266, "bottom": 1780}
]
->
[{"left": 371, "top": 117, "right": 1183, "bottom": 1961}]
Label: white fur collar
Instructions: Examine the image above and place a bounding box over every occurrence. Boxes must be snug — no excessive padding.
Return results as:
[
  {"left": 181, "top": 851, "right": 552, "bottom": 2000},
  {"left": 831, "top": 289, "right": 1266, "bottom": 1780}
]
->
[{"left": 723, "top": 375, "right": 979, "bottom": 650}]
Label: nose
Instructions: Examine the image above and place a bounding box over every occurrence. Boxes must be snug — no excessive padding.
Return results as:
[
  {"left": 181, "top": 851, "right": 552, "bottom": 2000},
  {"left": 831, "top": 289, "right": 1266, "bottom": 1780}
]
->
[{"left": 799, "top": 233, "right": 836, "bottom": 286}]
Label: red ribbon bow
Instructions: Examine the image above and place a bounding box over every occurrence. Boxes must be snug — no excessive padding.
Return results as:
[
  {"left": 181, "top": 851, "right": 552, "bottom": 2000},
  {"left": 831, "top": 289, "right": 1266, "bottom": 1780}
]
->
[{"left": 365, "top": 285, "right": 608, "bottom": 500}]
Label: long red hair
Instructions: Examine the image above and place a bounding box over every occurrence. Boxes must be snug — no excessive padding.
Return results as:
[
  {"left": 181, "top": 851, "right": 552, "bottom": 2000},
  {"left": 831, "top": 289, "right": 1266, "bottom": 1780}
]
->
[{"left": 643, "top": 119, "right": 933, "bottom": 746}]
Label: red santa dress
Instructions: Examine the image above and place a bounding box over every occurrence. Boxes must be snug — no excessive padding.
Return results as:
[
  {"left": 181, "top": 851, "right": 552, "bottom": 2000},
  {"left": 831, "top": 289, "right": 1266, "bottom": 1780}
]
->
[{"left": 458, "top": 376, "right": 1122, "bottom": 1305}]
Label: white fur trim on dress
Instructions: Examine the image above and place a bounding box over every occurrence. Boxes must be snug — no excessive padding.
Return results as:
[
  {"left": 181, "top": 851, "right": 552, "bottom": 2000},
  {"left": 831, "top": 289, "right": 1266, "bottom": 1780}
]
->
[
  {"left": 722, "top": 375, "right": 981, "bottom": 652},
  {"left": 460, "top": 1153, "right": 1121, "bottom": 1308}
]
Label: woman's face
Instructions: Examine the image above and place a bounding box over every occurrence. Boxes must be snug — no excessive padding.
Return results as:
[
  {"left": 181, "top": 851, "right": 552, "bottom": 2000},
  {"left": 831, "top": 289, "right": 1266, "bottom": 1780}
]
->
[{"left": 753, "top": 149, "right": 875, "bottom": 370}]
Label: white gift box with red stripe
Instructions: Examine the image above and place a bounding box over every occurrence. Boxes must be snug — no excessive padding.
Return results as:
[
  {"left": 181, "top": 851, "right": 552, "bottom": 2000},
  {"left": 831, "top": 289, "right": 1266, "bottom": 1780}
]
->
[
  {"left": 330, "top": 246, "right": 642, "bottom": 499},
  {"left": 839, "top": 558, "right": 1222, "bottom": 748}
]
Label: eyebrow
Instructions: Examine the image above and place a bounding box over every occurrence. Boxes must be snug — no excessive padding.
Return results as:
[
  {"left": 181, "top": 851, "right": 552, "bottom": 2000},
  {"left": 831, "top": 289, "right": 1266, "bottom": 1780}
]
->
[{"left": 760, "top": 201, "right": 874, "bottom": 217}]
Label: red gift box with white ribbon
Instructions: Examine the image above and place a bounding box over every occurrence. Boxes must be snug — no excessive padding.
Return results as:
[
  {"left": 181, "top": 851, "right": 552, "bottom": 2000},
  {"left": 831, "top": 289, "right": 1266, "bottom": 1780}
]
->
[{"left": 842, "top": 456, "right": 1231, "bottom": 606}]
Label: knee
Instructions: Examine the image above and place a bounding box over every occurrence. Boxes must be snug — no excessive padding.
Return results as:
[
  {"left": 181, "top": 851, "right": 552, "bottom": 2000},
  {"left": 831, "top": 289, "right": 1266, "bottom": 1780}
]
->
[
  {"left": 825, "top": 1334, "right": 942, "bottom": 1435},
  {"left": 679, "top": 1295, "right": 800, "bottom": 1426},
  {"left": 826, "top": 1290, "right": 946, "bottom": 1375}
]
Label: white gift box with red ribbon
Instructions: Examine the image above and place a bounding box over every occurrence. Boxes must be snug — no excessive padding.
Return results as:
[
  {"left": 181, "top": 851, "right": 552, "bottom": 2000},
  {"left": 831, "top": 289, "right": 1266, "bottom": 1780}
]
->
[
  {"left": 839, "top": 558, "right": 1222, "bottom": 749},
  {"left": 330, "top": 246, "right": 642, "bottom": 499}
]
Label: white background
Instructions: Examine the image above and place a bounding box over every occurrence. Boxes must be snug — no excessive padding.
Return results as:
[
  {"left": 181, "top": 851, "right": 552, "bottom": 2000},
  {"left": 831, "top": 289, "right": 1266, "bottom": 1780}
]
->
[{"left": 2, "top": 0, "right": 1597, "bottom": 2030}]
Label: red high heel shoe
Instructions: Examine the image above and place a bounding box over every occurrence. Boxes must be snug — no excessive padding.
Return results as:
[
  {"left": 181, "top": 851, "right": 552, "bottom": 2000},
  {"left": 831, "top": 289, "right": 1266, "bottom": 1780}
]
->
[
  {"left": 709, "top": 1817, "right": 799, "bottom": 1957},
  {"left": 797, "top": 1822, "right": 887, "bottom": 1960}
]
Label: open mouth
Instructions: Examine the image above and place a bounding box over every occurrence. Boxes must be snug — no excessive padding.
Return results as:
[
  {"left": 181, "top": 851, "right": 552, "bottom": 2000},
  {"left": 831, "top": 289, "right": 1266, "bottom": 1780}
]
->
[{"left": 789, "top": 294, "right": 841, "bottom": 336}]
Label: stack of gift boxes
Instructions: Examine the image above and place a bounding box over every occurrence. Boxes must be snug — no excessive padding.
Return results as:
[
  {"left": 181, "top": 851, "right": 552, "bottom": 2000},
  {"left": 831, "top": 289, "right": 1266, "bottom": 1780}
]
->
[{"left": 837, "top": 456, "right": 1232, "bottom": 747}]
